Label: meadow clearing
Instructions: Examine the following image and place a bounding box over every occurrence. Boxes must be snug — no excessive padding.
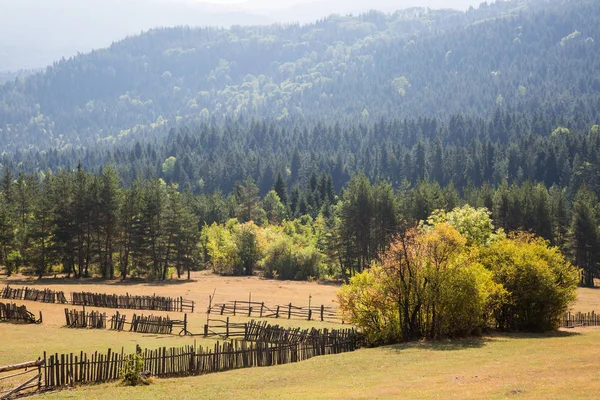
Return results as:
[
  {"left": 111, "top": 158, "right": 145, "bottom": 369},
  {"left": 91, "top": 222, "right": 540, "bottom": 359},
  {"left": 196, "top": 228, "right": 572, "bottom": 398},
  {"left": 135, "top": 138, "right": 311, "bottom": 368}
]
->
[{"left": 1, "top": 272, "right": 600, "bottom": 399}]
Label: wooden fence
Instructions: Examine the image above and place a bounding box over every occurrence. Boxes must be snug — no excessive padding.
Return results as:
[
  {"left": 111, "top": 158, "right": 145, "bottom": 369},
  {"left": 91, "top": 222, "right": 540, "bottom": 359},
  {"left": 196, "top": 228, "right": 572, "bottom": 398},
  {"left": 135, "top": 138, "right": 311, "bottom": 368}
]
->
[
  {"left": 109, "top": 311, "right": 127, "bottom": 331},
  {"left": 63, "top": 308, "right": 189, "bottom": 335},
  {"left": 40, "top": 334, "right": 362, "bottom": 390},
  {"left": 71, "top": 292, "right": 194, "bottom": 312},
  {"left": 204, "top": 317, "right": 247, "bottom": 338},
  {"left": 1, "top": 286, "right": 67, "bottom": 304},
  {"left": 0, "top": 302, "right": 42, "bottom": 324},
  {"left": 561, "top": 311, "right": 600, "bottom": 328},
  {"left": 129, "top": 314, "right": 188, "bottom": 335},
  {"left": 209, "top": 300, "right": 341, "bottom": 323},
  {"left": 64, "top": 309, "right": 106, "bottom": 329},
  {"left": 1, "top": 285, "right": 194, "bottom": 313},
  {"left": 0, "top": 359, "right": 44, "bottom": 399},
  {"left": 204, "top": 318, "right": 360, "bottom": 345}
]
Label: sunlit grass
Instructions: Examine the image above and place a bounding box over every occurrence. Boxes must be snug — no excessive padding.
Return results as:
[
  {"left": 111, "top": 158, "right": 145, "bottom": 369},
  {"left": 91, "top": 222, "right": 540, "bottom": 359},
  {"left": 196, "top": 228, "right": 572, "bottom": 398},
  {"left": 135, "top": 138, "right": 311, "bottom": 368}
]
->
[
  {"left": 2, "top": 273, "right": 600, "bottom": 399},
  {"left": 40, "top": 328, "right": 600, "bottom": 400}
]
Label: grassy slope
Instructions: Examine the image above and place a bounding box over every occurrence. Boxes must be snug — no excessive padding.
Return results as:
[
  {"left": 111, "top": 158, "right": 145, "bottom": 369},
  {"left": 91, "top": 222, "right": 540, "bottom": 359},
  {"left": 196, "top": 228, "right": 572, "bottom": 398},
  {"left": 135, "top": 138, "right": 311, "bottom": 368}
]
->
[
  {"left": 43, "top": 328, "right": 600, "bottom": 400},
  {"left": 2, "top": 273, "right": 600, "bottom": 399}
]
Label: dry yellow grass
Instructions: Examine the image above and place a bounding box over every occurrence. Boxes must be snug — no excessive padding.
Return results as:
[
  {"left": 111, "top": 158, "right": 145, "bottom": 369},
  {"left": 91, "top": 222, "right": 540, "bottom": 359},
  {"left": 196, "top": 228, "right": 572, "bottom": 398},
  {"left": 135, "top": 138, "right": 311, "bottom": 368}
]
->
[
  {"left": 0, "top": 270, "right": 340, "bottom": 312},
  {"left": 0, "top": 271, "right": 343, "bottom": 367}
]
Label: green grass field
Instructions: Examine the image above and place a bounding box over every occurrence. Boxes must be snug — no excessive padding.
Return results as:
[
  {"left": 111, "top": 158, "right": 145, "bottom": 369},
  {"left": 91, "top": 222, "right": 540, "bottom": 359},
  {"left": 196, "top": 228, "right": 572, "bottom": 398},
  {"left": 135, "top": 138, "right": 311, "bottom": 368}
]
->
[{"left": 2, "top": 273, "right": 600, "bottom": 399}]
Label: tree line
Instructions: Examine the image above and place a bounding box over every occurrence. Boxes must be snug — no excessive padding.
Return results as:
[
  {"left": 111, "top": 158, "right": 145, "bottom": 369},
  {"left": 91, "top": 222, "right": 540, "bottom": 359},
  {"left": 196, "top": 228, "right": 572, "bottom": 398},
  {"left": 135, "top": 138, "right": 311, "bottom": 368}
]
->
[
  {"left": 1, "top": 164, "right": 599, "bottom": 287},
  {"left": 7, "top": 112, "right": 600, "bottom": 200},
  {"left": 0, "top": 166, "right": 198, "bottom": 280}
]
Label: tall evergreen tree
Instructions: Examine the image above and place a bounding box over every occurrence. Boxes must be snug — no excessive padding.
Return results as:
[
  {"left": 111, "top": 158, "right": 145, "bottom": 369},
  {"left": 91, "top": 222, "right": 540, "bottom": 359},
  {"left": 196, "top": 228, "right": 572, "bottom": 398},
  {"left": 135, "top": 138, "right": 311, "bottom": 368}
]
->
[{"left": 570, "top": 185, "right": 600, "bottom": 287}]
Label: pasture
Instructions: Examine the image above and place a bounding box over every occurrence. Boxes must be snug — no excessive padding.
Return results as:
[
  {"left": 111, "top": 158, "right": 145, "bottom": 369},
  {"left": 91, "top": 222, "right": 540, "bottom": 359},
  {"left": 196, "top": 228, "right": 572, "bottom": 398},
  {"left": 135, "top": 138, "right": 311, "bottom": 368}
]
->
[
  {"left": 0, "top": 272, "right": 342, "bottom": 366},
  {"left": 1, "top": 272, "right": 600, "bottom": 399},
  {"left": 42, "top": 328, "right": 600, "bottom": 400}
]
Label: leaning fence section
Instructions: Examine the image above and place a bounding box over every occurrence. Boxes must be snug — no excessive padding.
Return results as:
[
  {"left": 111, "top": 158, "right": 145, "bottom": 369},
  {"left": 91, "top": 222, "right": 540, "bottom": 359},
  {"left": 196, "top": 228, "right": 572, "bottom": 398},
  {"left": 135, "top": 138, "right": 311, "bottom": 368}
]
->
[
  {"left": 129, "top": 314, "right": 187, "bottom": 335},
  {"left": 71, "top": 292, "right": 194, "bottom": 313},
  {"left": 1, "top": 286, "right": 67, "bottom": 304},
  {"left": 204, "top": 318, "right": 359, "bottom": 345},
  {"left": 63, "top": 309, "right": 189, "bottom": 335},
  {"left": 0, "top": 302, "right": 42, "bottom": 324},
  {"left": 209, "top": 300, "right": 342, "bottom": 323},
  {"left": 64, "top": 309, "right": 106, "bottom": 329}
]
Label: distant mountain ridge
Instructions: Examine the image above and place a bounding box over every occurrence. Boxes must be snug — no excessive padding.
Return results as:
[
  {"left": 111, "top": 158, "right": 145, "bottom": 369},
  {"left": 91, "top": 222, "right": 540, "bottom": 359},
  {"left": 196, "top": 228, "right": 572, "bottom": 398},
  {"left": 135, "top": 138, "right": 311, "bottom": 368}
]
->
[
  {"left": 0, "top": 0, "right": 599, "bottom": 153},
  {"left": 0, "top": 0, "right": 484, "bottom": 72}
]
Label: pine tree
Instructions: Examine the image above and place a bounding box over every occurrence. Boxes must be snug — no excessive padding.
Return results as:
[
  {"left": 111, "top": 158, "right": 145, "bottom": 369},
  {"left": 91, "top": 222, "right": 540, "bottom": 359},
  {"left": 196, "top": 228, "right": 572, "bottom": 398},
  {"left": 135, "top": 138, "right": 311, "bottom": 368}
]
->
[
  {"left": 29, "top": 174, "right": 56, "bottom": 278},
  {"left": 51, "top": 170, "right": 76, "bottom": 277},
  {"left": 118, "top": 183, "right": 142, "bottom": 280},
  {"left": 273, "top": 173, "right": 288, "bottom": 206},
  {"left": 290, "top": 148, "right": 301, "bottom": 184},
  {"left": 336, "top": 173, "right": 374, "bottom": 274},
  {"left": 234, "top": 178, "right": 265, "bottom": 224},
  {"left": 570, "top": 185, "right": 600, "bottom": 287},
  {"left": 99, "top": 166, "right": 122, "bottom": 279}
]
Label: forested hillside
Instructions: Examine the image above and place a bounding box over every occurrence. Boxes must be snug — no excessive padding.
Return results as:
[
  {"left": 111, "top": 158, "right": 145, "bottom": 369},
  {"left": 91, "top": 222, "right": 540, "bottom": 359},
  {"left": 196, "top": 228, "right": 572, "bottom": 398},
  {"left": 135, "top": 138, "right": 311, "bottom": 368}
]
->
[
  {"left": 4, "top": 112, "right": 600, "bottom": 197},
  {"left": 1, "top": 0, "right": 599, "bottom": 151}
]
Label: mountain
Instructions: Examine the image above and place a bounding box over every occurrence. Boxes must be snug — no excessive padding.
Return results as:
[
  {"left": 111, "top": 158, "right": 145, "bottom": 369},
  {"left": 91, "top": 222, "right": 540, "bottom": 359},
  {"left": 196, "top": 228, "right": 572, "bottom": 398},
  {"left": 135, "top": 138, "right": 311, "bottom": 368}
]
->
[{"left": 0, "top": 0, "right": 599, "bottom": 153}]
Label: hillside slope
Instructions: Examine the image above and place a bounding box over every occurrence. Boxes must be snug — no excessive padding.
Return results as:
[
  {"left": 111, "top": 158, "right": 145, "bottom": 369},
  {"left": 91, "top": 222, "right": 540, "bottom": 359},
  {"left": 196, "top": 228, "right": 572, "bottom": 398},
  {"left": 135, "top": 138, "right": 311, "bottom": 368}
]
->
[{"left": 0, "top": 0, "right": 599, "bottom": 151}]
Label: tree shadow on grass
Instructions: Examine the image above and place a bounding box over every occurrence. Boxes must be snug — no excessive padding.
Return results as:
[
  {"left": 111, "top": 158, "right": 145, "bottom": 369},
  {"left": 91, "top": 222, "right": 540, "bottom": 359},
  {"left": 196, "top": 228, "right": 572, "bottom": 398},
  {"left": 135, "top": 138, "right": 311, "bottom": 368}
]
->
[
  {"left": 388, "top": 336, "right": 494, "bottom": 352},
  {"left": 499, "top": 330, "right": 582, "bottom": 339},
  {"left": 386, "top": 330, "right": 582, "bottom": 353}
]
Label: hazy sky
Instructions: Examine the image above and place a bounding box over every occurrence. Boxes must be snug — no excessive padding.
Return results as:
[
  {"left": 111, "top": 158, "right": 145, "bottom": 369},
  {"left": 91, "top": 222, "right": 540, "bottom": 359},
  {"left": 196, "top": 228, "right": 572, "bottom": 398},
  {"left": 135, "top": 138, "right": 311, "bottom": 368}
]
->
[{"left": 196, "top": 0, "right": 482, "bottom": 13}]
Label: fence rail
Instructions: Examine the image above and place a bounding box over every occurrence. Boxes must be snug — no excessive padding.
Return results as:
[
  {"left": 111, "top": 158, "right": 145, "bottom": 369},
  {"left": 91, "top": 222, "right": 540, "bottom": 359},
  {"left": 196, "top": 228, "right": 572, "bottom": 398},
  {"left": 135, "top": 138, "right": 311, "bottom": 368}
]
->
[
  {"left": 209, "top": 300, "right": 342, "bottom": 323},
  {"left": 0, "top": 359, "right": 44, "bottom": 399},
  {"left": 0, "top": 302, "right": 42, "bottom": 324}
]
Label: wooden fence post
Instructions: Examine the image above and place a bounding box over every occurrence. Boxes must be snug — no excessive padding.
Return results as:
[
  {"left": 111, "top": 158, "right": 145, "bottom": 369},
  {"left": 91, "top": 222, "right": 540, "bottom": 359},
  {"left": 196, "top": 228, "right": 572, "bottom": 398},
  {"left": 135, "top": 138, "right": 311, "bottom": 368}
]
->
[
  {"left": 37, "top": 357, "right": 42, "bottom": 391},
  {"left": 288, "top": 303, "right": 292, "bottom": 319},
  {"left": 320, "top": 305, "right": 324, "bottom": 322}
]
